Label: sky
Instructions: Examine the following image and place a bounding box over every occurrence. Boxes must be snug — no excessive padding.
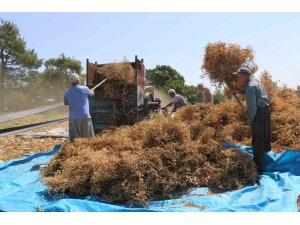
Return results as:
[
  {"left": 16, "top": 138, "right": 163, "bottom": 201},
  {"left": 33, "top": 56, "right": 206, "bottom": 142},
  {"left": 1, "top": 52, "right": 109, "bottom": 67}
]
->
[{"left": 1, "top": 12, "right": 300, "bottom": 91}]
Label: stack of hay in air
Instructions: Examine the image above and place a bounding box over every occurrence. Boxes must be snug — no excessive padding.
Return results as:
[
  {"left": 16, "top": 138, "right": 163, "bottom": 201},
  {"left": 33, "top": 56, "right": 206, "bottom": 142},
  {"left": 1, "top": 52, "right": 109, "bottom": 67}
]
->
[{"left": 42, "top": 42, "right": 300, "bottom": 206}]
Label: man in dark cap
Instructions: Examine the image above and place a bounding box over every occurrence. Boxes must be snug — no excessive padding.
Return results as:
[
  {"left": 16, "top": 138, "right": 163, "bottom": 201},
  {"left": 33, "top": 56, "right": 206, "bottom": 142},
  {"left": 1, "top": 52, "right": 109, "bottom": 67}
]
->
[{"left": 232, "top": 67, "right": 271, "bottom": 174}]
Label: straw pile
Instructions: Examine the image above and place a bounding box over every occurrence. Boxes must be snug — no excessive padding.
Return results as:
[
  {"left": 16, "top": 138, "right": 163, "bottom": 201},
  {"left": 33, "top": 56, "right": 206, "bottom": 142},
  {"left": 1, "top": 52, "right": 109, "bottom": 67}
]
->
[
  {"left": 260, "top": 72, "right": 300, "bottom": 151},
  {"left": 42, "top": 73, "right": 299, "bottom": 204},
  {"left": 97, "top": 62, "right": 135, "bottom": 84},
  {"left": 42, "top": 115, "right": 257, "bottom": 205},
  {"left": 97, "top": 62, "right": 136, "bottom": 98},
  {"left": 202, "top": 41, "right": 300, "bottom": 151},
  {"left": 202, "top": 42, "right": 258, "bottom": 89},
  {"left": 42, "top": 42, "right": 299, "bottom": 205}
]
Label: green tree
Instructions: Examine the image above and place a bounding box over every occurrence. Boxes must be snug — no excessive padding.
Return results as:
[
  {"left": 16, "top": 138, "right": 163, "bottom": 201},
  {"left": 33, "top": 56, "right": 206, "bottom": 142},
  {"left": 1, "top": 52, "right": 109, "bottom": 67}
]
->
[
  {"left": 146, "top": 65, "right": 185, "bottom": 91},
  {"left": 41, "top": 54, "right": 83, "bottom": 101},
  {"left": 147, "top": 65, "right": 202, "bottom": 104},
  {"left": 0, "top": 18, "right": 42, "bottom": 111},
  {"left": 213, "top": 89, "right": 226, "bottom": 104},
  {"left": 183, "top": 85, "right": 202, "bottom": 104}
]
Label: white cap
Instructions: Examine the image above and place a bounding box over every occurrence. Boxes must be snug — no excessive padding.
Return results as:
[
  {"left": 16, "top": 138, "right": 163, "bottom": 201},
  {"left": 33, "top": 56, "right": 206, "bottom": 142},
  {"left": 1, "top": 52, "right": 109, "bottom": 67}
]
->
[
  {"left": 168, "top": 89, "right": 176, "bottom": 95},
  {"left": 69, "top": 73, "right": 80, "bottom": 83}
]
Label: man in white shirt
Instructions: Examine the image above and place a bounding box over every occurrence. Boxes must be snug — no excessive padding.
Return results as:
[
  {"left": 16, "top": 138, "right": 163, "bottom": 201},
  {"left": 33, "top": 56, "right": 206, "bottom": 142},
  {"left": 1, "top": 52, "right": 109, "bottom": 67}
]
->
[{"left": 161, "top": 89, "right": 187, "bottom": 113}]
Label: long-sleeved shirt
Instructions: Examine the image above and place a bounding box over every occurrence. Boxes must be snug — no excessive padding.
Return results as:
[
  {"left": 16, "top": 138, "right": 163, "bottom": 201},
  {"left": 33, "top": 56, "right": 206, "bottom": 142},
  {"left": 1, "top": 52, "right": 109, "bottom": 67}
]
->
[
  {"left": 170, "top": 94, "right": 187, "bottom": 112},
  {"left": 245, "top": 77, "right": 270, "bottom": 122},
  {"left": 64, "top": 85, "right": 93, "bottom": 119}
]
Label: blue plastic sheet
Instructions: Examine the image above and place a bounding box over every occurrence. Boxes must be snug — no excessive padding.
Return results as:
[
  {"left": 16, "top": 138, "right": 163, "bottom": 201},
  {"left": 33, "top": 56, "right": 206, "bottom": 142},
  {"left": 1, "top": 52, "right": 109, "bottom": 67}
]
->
[{"left": 0, "top": 144, "right": 300, "bottom": 212}]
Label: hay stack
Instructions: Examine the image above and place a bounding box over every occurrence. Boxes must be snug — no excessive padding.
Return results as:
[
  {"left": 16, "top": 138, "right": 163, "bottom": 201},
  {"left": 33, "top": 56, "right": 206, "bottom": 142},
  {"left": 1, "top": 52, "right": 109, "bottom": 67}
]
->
[
  {"left": 42, "top": 115, "right": 257, "bottom": 205},
  {"left": 202, "top": 42, "right": 258, "bottom": 89},
  {"left": 97, "top": 62, "right": 136, "bottom": 84},
  {"left": 96, "top": 62, "right": 136, "bottom": 99},
  {"left": 260, "top": 72, "right": 300, "bottom": 151},
  {"left": 42, "top": 73, "right": 299, "bottom": 205}
]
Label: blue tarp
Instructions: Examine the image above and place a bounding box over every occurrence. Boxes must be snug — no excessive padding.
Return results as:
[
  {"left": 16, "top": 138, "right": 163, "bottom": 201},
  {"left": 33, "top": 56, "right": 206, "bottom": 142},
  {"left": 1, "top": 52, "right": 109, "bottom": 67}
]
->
[{"left": 0, "top": 144, "right": 300, "bottom": 212}]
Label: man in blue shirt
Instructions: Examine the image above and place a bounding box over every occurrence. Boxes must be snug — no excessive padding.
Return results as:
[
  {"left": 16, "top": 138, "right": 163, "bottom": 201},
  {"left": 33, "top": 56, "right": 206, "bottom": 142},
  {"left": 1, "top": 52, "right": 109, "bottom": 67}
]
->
[
  {"left": 64, "top": 73, "right": 95, "bottom": 142},
  {"left": 232, "top": 67, "right": 271, "bottom": 174}
]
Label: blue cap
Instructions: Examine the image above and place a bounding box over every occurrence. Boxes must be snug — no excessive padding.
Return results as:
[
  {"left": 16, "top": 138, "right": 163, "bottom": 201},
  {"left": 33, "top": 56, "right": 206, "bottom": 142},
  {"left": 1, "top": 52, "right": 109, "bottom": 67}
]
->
[{"left": 232, "top": 67, "right": 251, "bottom": 76}]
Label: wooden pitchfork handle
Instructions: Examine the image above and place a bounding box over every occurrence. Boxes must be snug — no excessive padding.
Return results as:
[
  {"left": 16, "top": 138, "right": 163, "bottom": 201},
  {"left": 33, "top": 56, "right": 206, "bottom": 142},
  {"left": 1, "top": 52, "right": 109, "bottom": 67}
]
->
[
  {"left": 225, "top": 81, "right": 247, "bottom": 118},
  {"left": 91, "top": 78, "right": 108, "bottom": 91}
]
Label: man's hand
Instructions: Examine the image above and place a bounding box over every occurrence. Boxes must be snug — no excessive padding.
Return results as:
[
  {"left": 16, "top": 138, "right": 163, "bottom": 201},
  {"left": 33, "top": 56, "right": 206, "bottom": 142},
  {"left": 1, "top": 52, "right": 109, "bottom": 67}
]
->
[{"left": 90, "top": 89, "right": 95, "bottom": 96}]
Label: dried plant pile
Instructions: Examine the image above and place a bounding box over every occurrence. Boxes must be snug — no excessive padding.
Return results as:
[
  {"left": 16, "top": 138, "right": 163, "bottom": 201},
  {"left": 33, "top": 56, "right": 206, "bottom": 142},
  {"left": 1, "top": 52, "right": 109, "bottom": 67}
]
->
[
  {"left": 97, "top": 62, "right": 136, "bottom": 84},
  {"left": 42, "top": 66, "right": 299, "bottom": 205},
  {"left": 42, "top": 116, "right": 257, "bottom": 205},
  {"left": 176, "top": 101, "right": 252, "bottom": 146},
  {"left": 202, "top": 42, "right": 258, "bottom": 89},
  {"left": 201, "top": 42, "right": 300, "bottom": 151},
  {"left": 96, "top": 62, "right": 136, "bottom": 99},
  {"left": 176, "top": 72, "right": 300, "bottom": 152},
  {"left": 260, "top": 72, "right": 300, "bottom": 151}
]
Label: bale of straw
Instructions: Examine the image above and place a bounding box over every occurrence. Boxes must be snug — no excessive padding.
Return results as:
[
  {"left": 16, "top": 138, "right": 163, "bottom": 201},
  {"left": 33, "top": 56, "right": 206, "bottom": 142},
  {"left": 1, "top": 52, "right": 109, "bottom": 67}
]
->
[{"left": 202, "top": 42, "right": 258, "bottom": 88}]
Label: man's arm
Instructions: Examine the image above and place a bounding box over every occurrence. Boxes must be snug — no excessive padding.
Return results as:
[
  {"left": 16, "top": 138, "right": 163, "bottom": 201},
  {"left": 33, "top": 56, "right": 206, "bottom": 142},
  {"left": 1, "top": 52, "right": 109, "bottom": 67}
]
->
[
  {"left": 85, "top": 87, "right": 95, "bottom": 96},
  {"left": 161, "top": 102, "right": 173, "bottom": 109},
  {"left": 64, "top": 92, "right": 68, "bottom": 105},
  {"left": 245, "top": 85, "right": 257, "bottom": 123}
]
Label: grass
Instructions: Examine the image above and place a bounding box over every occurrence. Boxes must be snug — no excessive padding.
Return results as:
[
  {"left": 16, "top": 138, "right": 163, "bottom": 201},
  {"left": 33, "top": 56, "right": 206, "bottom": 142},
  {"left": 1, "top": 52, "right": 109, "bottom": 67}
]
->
[{"left": 0, "top": 106, "right": 68, "bottom": 130}]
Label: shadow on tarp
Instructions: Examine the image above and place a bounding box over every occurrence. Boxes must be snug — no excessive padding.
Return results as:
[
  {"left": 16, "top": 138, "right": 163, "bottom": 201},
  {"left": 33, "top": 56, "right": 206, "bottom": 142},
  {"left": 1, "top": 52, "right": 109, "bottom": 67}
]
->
[{"left": 0, "top": 143, "right": 300, "bottom": 212}]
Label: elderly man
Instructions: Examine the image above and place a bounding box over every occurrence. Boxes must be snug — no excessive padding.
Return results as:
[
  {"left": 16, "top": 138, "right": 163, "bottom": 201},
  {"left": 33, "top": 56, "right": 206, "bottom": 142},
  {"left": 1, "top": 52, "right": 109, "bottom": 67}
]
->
[
  {"left": 232, "top": 67, "right": 271, "bottom": 174},
  {"left": 64, "top": 73, "right": 95, "bottom": 142},
  {"left": 197, "top": 83, "right": 213, "bottom": 104},
  {"left": 161, "top": 89, "right": 187, "bottom": 113}
]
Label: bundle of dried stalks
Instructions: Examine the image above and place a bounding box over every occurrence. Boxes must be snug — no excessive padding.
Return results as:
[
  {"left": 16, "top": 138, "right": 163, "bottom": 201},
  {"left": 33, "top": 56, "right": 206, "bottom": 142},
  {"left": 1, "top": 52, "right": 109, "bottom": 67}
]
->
[
  {"left": 42, "top": 115, "right": 257, "bottom": 205},
  {"left": 260, "top": 72, "right": 300, "bottom": 151},
  {"left": 176, "top": 100, "right": 251, "bottom": 146},
  {"left": 202, "top": 42, "right": 258, "bottom": 89},
  {"left": 97, "top": 62, "right": 136, "bottom": 84},
  {"left": 96, "top": 62, "right": 136, "bottom": 99},
  {"left": 42, "top": 70, "right": 299, "bottom": 205}
]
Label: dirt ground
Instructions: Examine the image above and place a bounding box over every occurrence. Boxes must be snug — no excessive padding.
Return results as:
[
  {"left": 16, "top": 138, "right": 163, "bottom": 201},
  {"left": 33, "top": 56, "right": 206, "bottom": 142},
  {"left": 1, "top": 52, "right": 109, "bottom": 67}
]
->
[{"left": 0, "top": 121, "right": 68, "bottom": 162}]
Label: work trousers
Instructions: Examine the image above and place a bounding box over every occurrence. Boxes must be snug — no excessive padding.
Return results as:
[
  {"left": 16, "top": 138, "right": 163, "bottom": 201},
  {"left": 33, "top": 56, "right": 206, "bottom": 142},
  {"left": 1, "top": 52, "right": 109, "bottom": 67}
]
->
[
  {"left": 69, "top": 118, "right": 95, "bottom": 142},
  {"left": 251, "top": 106, "right": 271, "bottom": 173}
]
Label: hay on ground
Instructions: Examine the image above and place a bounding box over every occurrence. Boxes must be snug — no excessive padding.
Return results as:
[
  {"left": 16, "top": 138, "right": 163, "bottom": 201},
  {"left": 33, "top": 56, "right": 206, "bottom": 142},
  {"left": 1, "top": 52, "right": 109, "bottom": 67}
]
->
[
  {"left": 42, "top": 70, "right": 299, "bottom": 206},
  {"left": 42, "top": 115, "right": 257, "bottom": 205}
]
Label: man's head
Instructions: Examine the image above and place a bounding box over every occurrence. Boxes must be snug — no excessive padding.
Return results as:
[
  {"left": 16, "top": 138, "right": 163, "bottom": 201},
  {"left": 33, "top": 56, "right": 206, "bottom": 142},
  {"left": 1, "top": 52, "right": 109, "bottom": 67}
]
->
[
  {"left": 232, "top": 67, "right": 251, "bottom": 85},
  {"left": 69, "top": 73, "right": 80, "bottom": 85},
  {"left": 197, "top": 83, "right": 204, "bottom": 92},
  {"left": 168, "top": 89, "right": 176, "bottom": 97}
]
